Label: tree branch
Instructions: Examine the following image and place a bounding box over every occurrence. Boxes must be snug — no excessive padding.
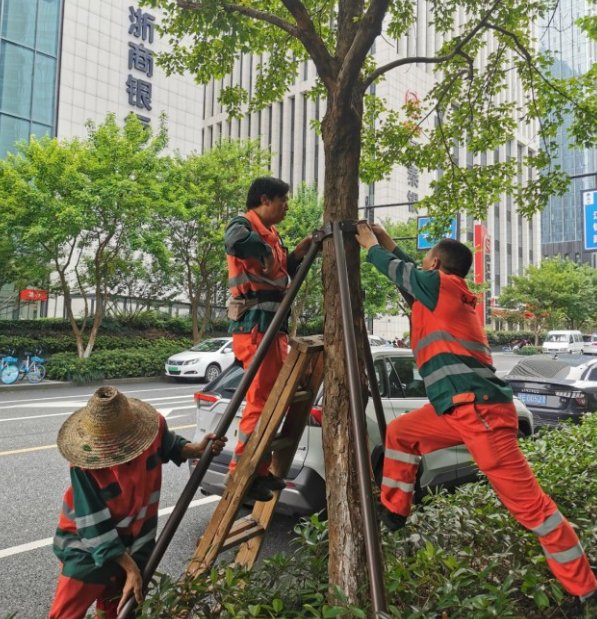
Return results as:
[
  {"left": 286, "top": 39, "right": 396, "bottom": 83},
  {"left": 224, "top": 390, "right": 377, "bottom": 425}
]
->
[
  {"left": 339, "top": 0, "right": 390, "bottom": 92},
  {"left": 362, "top": 0, "right": 504, "bottom": 90},
  {"left": 177, "top": 0, "right": 337, "bottom": 87},
  {"left": 281, "top": 0, "right": 337, "bottom": 84}
]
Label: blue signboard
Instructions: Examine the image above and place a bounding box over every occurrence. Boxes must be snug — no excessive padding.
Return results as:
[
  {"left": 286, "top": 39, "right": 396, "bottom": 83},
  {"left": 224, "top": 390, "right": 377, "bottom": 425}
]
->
[
  {"left": 582, "top": 189, "right": 597, "bottom": 251},
  {"left": 417, "top": 216, "right": 458, "bottom": 250}
]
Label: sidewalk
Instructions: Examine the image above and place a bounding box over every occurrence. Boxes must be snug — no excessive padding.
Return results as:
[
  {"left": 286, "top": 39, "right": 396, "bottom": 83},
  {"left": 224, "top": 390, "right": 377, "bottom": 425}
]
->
[{"left": 0, "top": 375, "right": 167, "bottom": 393}]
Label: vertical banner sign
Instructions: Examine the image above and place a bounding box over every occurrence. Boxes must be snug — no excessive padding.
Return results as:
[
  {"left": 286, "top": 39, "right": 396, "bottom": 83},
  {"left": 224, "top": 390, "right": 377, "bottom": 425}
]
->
[
  {"left": 126, "top": 6, "right": 156, "bottom": 126},
  {"left": 582, "top": 189, "right": 597, "bottom": 251},
  {"left": 473, "top": 223, "right": 491, "bottom": 325}
]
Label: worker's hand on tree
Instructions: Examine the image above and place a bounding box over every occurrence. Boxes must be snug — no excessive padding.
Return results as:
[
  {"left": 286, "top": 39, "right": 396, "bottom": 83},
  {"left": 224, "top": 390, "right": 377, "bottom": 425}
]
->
[
  {"left": 293, "top": 234, "right": 313, "bottom": 259},
  {"left": 355, "top": 222, "right": 380, "bottom": 250},
  {"left": 370, "top": 223, "right": 397, "bottom": 252},
  {"left": 116, "top": 553, "right": 143, "bottom": 614}
]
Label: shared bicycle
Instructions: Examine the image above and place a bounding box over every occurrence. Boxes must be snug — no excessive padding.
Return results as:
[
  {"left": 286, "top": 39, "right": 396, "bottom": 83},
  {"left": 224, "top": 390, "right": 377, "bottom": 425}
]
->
[{"left": 0, "top": 349, "right": 46, "bottom": 385}]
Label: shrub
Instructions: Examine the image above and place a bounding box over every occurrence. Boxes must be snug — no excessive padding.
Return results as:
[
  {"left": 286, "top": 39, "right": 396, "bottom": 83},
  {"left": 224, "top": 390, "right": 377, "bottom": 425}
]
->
[
  {"left": 45, "top": 341, "right": 192, "bottom": 382},
  {"left": 515, "top": 346, "right": 542, "bottom": 355},
  {"left": 136, "top": 415, "right": 597, "bottom": 618}
]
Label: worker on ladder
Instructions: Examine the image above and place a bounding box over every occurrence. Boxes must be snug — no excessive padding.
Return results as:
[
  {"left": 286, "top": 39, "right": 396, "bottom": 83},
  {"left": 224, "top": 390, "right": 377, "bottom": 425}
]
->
[
  {"left": 224, "top": 177, "right": 312, "bottom": 502},
  {"left": 355, "top": 222, "right": 597, "bottom": 614}
]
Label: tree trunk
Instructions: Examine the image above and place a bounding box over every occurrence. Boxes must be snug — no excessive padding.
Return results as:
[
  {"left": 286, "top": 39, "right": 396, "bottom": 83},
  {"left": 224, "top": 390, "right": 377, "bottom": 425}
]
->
[
  {"left": 320, "top": 90, "right": 372, "bottom": 610},
  {"left": 58, "top": 271, "right": 86, "bottom": 358},
  {"left": 190, "top": 295, "right": 200, "bottom": 343}
]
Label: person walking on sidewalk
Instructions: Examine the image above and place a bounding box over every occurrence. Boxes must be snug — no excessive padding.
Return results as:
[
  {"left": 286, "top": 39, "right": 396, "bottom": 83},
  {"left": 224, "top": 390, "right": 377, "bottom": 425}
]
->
[
  {"left": 355, "top": 222, "right": 597, "bottom": 611},
  {"left": 225, "top": 177, "right": 312, "bottom": 502},
  {"left": 48, "top": 386, "right": 226, "bottom": 619}
]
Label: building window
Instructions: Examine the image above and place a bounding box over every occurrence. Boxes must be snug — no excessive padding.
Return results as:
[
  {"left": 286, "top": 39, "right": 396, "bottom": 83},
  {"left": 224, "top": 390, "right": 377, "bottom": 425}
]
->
[{"left": 0, "top": 0, "right": 61, "bottom": 158}]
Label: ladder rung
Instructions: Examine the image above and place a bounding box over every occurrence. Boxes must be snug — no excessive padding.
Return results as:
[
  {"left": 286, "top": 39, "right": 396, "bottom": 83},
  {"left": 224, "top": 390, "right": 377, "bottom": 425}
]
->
[
  {"left": 222, "top": 520, "right": 265, "bottom": 551},
  {"left": 292, "top": 389, "right": 311, "bottom": 403}
]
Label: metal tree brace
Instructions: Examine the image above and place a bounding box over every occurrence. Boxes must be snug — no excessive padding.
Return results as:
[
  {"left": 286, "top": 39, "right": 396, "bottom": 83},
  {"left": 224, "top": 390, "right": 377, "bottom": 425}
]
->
[{"left": 117, "top": 220, "right": 389, "bottom": 619}]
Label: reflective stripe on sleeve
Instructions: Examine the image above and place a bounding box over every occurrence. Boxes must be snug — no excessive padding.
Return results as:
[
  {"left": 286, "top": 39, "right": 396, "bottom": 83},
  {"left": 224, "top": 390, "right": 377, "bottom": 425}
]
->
[
  {"left": 388, "top": 260, "right": 415, "bottom": 295},
  {"left": 381, "top": 477, "right": 415, "bottom": 492},
  {"left": 81, "top": 528, "right": 119, "bottom": 549},
  {"left": 129, "top": 527, "right": 157, "bottom": 554},
  {"left": 385, "top": 448, "right": 421, "bottom": 465}
]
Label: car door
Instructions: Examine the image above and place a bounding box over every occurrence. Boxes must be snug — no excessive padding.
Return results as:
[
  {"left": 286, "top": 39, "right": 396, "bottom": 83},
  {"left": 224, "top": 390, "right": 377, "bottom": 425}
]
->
[
  {"left": 220, "top": 340, "right": 236, "bottom": 370},
  {"left": 381, "top": 351, "right": 469, "bottom": 481}
]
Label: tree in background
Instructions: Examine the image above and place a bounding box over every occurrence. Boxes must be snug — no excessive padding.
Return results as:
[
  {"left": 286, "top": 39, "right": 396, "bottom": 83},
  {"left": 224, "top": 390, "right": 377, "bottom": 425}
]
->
[
  {"left": 0, "top": 114, "right": 168, "bottom": 358},
  {"left": 159, "top": 140, "right": 270, "bottom": 343},
  {"left": 498, "top": 258, "right": 597, "bottom": 341},
  {"left": 146, "top": 0, "right": 595, "bottom": 607},
  {"left": 278, "top": 184, "right": 324, "bottom": 336}
]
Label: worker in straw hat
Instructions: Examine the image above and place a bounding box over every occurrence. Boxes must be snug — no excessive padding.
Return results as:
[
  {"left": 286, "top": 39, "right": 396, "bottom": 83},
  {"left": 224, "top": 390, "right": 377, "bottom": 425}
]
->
[{"left": 48, "top": 386, "right": 226, "bottom": 619}]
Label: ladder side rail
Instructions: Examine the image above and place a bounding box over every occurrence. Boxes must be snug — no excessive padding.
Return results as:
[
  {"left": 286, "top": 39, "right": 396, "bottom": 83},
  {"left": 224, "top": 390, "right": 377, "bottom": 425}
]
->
[
  {"left": 332, "top": 222, "right": 388, "bottom": 615},
  {"left": 117, "top": 237, "right": 321, "bottom": 619},
  {"left": 362, "top": 331, "right": 387, "bottom": 442}
]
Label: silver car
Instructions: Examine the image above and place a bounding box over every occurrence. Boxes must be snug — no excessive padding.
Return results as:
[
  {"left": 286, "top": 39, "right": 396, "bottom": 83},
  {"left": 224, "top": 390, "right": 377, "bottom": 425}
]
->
[
  {"left": 164, "top": 337, "right": 235, "bottom": 382},
  {"left": 190, "top": 348, "right": 534, "bottom": 516}
]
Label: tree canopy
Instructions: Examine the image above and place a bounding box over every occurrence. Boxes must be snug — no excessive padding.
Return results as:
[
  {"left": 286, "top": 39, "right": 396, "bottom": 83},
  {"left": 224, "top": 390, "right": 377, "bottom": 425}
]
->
[
  {"left": 0, "top": 114, "right": 169, "bottom": 358},
  {"left": 498, "top": 257, "right": 597, "bottom": 335}
]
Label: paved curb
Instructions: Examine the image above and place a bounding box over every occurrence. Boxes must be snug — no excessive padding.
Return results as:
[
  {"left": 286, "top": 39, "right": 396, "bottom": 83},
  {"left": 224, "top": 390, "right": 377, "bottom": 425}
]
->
[{"left": 0, "top": 375, "right": 174, "bottom": 393}]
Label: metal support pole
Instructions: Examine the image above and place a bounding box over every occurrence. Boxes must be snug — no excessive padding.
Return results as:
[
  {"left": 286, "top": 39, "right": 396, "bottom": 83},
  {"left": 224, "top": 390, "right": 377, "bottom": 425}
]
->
[
  {"left": 332, "top": 222, "right": 388, "bottom": 615},
  {"left": 117, "top": 238, "right": 322, "bottom": 619}
]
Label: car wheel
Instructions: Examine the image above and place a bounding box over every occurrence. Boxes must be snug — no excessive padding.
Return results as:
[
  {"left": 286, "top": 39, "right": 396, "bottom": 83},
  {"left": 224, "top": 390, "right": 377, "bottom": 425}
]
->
[
  {"left": 517, "top": 422, "right": 531, "bottom": 440},
  {"left": 205, "top": 363, "right": 221, "bottom": 382}
]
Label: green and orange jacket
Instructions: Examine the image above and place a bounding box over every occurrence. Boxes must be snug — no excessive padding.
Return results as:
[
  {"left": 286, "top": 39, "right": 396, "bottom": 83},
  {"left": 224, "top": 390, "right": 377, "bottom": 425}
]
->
[
  {"left": 225, "top": 209, "right": 302, "bottom": 335},
  {"left": 52, "top": 416, "right": 188, "bottom": 583},
  {"left": 367, "top": 244, "right": 513, "bottom": 414}
]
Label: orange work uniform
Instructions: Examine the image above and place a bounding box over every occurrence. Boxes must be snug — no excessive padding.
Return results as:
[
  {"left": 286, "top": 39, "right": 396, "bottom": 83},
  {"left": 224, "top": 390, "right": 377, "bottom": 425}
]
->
[
  {"left": 225, "top": 209, "right": 301, "bottom": 475},
  {"left": 366, "top": 243, "right": 597, "bottom": 600}
]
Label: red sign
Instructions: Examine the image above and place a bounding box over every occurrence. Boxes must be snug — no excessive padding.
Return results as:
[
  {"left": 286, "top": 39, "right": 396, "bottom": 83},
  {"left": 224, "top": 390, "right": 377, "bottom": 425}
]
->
[
  {"left": 473, "top": 224, "right": 490, "bottom": 325},
  {"left": 19, "top": 288, "right": 48, "bottom": 302}
]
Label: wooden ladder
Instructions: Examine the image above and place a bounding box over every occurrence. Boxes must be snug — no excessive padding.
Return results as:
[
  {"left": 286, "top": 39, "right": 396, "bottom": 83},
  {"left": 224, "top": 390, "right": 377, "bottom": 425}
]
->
[{"left": 186, "top": 335, "right": 325, "bottom": 579}]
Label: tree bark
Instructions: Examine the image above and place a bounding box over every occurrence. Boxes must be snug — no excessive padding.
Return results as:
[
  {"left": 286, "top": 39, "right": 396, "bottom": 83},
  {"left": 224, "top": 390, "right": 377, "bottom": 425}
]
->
[{"left": 320, "top": 87, "right": 372, "bottom": 610}]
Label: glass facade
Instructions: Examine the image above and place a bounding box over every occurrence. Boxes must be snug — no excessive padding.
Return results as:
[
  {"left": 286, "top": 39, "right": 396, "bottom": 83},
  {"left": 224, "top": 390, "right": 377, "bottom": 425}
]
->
[
  {"left": 540, "top": 0, "right": 597, "bottom": 259},
  {"left": 0, "top": 0, "right": 61, "bottom": 157}
]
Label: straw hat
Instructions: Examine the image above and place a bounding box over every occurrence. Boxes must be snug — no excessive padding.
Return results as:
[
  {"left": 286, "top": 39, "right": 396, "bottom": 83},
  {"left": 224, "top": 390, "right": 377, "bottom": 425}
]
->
[{"left": 57, "top": 386, "right": 160, "bottom": 469}]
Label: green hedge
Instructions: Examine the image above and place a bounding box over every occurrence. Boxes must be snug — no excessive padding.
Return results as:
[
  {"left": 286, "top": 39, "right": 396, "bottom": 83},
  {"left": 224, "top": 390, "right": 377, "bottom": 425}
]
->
[
  {"left": 45, "top": 342, "right": 192, "bottom": 382},
  {"left": 0, "top": 334, "right": 193, "bottom": 357},
  {"left": 136, "top": 416, "right": 597, "bottom": 618},
  {"left": 485, "top": 330, "right": 544, "bottom": 346}
]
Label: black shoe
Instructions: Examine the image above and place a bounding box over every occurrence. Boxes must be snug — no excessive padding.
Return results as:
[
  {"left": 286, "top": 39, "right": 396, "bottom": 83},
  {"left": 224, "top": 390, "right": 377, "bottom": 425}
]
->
[
  {"left": 245, "top": 476, "right": 274, "bottom": 502},
  {"left": 578, "top": 592, "right": 597, "bottom": 619},
  {"left": 261, "top": 473, "right": 286, "bottom": 491},
  {"left": 375, "top": 500, "right": 407, "bottom": 532}
]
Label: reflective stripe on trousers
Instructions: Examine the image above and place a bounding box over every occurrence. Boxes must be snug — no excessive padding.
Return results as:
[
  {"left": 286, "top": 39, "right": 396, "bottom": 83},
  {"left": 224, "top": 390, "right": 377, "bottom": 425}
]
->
[
  {"left": 381, "top": 401, "right": 597, "bottom": 598},
  {"left": 229, "top": 330, "right": 288, "bottom": 476}
]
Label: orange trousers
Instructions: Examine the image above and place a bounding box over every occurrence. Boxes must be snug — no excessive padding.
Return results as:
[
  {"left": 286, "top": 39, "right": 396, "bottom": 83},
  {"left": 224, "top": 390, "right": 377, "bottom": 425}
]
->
[
  {"left": 230, "top": 330, "right": 288, "bottom": 476},
  {"left": 48, "top": 572, "right": 122, "bottom": 619},
  {"left": 380, "top": 401, "right": 597, "bottom": 598}
]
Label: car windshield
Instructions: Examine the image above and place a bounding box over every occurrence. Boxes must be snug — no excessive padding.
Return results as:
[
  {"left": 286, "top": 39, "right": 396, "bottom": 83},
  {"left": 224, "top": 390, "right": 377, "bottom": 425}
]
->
[
  {"left": 191, "top": 339, "right": 228, "bottom": 352},
  {"left": 546, "top": 334, "right": 569, "bottom": 343}
]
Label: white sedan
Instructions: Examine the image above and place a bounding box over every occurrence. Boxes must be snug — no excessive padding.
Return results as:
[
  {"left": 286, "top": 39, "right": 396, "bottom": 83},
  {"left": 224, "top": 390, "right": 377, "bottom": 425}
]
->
[{"left": 165, "top": 337, "right": 235, "bottom": 382}]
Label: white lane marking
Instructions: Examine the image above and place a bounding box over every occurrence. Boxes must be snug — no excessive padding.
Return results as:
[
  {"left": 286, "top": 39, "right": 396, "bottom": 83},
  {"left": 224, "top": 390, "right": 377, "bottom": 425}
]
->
[
  {"left": 0, "top": 387, "right": 202, "bottom": 407},
  {"left": 0, "top": 495, "right": 219, "bottom": 559},
  {"left": 0, "top": 395, "right": 196, "bottom": 411},
  {"left": 0, "top": 405, "right": 195, "bottom": 423}
]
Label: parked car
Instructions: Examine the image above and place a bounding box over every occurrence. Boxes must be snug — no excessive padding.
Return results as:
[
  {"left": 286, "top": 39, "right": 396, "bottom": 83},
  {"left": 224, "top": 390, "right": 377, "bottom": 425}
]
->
[
  {"left": 164, "top": 337, "right": 235, "bottom": 382},
  {"left": 582, "top": 333, "right": 597, "bottom": 355},
  {"left": 504, "top": 356, "right": 597, "bottom": 429},
  {"left": 191, "top": 348, "right": 534, "bottom": 516},
  {"left": 541, "top": 330, "right": 584, "bottom": 355},
  {"left": 368, "top": 334, "right": 393, "bottom": 347}
]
